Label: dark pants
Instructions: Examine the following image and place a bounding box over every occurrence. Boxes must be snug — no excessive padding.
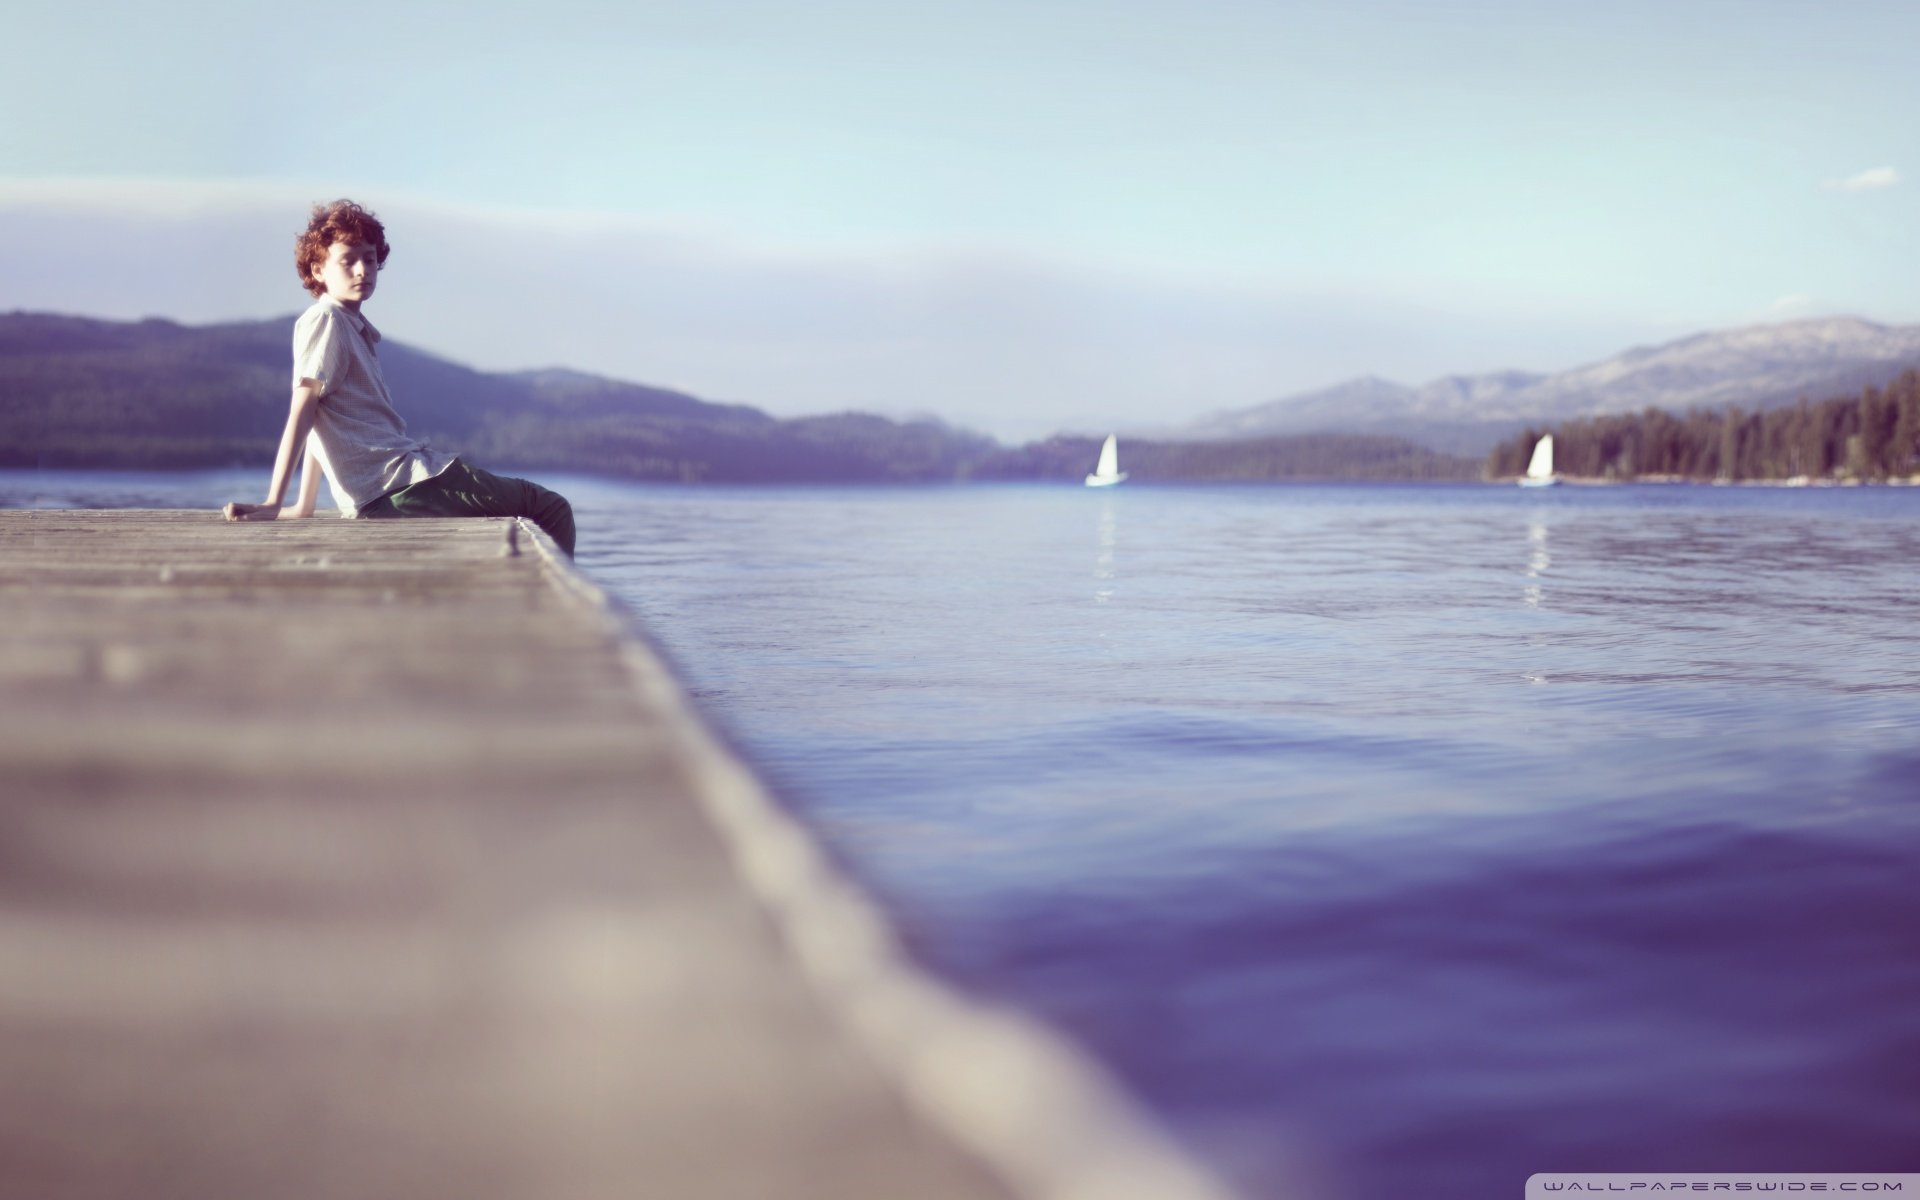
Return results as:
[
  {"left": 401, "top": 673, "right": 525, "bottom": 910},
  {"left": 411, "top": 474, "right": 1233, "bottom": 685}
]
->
[{"left": 361, "top": 459, "right": 576, "bottom": 557}]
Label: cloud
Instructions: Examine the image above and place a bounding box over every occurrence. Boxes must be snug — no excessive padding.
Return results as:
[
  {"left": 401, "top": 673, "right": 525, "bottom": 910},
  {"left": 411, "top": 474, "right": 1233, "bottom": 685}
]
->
[
  {"left": 1765, "top": 294, "right": 1813, "bottom": 316},
  {"left": 1824, "top": 166, "right": 1900, "bottom": 192}
]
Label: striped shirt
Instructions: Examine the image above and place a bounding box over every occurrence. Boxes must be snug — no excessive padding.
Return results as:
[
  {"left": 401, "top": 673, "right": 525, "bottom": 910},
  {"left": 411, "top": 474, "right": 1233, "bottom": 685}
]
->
[{"left": 292, "top": 296, "right": 451, "bottom": 517}]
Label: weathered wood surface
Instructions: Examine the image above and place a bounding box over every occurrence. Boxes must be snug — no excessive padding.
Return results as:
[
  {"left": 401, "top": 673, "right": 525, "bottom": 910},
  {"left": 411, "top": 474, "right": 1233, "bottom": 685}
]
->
[{"left": 0, "top": 509, "right": 1018, "bottom": 1200}]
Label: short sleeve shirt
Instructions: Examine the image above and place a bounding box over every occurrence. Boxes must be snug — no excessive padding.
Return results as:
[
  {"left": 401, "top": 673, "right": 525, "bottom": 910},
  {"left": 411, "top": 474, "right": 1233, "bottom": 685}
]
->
[{"left": 292, "top": 296, "right": 452, "bottom": 517}]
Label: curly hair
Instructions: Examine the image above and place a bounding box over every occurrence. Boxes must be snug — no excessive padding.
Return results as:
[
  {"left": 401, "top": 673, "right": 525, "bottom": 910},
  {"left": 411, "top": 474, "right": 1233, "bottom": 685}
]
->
[{"left": 295, "top": 199, "right": 391, "bottom": 297}]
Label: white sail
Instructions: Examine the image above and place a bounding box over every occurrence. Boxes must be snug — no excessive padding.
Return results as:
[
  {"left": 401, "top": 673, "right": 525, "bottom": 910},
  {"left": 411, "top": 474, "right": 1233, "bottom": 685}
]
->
[
  {"left": 1526, "top": 435, "right": 1554, "bottom": 479},
  {"left": 1085, "top": 434, "right": 1127, "bottom": 487}
]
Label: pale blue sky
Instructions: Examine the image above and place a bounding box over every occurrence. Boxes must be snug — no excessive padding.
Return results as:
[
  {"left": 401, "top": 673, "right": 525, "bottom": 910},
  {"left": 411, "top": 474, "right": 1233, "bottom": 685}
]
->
[{"left": 3, "top": 0, "right": 1916, "bottom": 438}]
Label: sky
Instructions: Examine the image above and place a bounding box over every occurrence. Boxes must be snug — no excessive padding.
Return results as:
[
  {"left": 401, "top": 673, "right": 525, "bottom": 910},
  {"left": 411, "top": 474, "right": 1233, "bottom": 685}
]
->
[{"left": 3, "top": 0, "right": 1917, "bottom": 441}]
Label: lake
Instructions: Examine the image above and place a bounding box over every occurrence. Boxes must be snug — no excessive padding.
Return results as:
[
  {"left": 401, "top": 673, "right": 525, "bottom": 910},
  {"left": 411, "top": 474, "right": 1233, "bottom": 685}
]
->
[{"left": 7, "top": 469, "right": 1919, "bottom": 1199}]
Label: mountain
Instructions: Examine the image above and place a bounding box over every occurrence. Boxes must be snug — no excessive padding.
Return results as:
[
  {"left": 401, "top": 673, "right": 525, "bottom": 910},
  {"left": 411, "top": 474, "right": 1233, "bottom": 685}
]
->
[
  {"left": 1175, "top": 317, "right": 1920, "bottom": 454},
  {"left": 0, "top": 311, "right": 1000, "bottom": 482},
  {"left": 507, "top": 367, "right": 770, "bottom": 424},
  {"left": 0, "top": 309, "right": 1487, "bottom": 485},
  {"left": 1182, "top": 376, "right": 1417, "bottom": 437}
]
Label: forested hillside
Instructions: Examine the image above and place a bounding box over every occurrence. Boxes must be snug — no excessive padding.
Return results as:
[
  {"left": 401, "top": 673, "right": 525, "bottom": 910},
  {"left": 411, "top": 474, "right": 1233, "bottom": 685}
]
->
[
  {"left": 1182, "top": 317, "right": 1920, "bottom": 455},
  {"left": 0, "top": 310, "right": 1478, "bottom": 483},
  {"left": 0, "top": 311, "right": 995, "bottom": 480},
  {"left": 1485, "top": 371, "right": 1920, "bottom": 482},
  {"left": 971, "top": 433, "right": 1477, "bottom": 482}
]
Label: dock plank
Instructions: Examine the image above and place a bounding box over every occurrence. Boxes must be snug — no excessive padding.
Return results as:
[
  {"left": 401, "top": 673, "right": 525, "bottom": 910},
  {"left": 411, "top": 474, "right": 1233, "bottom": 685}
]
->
[{"left": 0, "top": 510, "right": 1008, "bottom": 1200}]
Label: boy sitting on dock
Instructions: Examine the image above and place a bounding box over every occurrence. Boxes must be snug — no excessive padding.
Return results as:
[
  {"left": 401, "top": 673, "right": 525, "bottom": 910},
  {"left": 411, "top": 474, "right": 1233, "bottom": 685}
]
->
[{"left": 224, "top": 199, "right": 576, "bottom": 556}]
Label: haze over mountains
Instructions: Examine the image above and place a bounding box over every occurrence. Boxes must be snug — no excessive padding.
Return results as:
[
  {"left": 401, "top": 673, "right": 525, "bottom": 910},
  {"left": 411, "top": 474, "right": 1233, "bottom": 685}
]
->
[
  {"left": 1172, "top": 317, "right": 1920, "bottom": 453},
  {"left": 2, "top": 310, "right": 1477, "bottom": 482},
  {"left": 5, "top": 309, "right": 1916, "bottom": 481},
  {"left": 0, "top": 311, "right": 998, "bottom": 482}
]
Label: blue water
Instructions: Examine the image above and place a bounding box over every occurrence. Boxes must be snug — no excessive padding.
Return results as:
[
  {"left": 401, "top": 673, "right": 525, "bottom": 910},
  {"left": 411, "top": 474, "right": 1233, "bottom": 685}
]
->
[{"left": 9, "top": 470, "right": 1920, "bottom": 1199}]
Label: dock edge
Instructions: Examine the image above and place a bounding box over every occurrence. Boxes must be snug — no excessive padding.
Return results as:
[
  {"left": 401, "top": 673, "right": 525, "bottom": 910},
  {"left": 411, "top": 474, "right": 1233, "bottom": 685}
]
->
[{"left": 511, "top": 517, "right": 1241, "bottom": 1200}]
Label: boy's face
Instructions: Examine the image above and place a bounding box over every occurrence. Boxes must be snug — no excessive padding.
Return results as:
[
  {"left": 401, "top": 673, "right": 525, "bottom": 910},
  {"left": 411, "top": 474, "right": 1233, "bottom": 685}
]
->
[{"left": 311, "top": 239, "right": 379, "bottom": 310}]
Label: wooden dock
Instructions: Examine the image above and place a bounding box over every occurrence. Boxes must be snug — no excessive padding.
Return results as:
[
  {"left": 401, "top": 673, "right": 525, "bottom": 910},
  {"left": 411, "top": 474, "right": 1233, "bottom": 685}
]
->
[{"left": 0, "top": 510, "right": 1235, "bottom": 1200}]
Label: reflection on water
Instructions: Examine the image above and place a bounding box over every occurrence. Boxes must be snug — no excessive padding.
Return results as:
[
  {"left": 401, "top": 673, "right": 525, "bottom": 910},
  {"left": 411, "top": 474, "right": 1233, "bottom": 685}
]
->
[
  {"left": 1523, "top": 515, "right": 1550, "bottom": 683},
  {"left": 1094, "top": 495, "right": 1118, "bottom": 604},
  {"left": 1523, "top": 515, "right": 1550, "bottom": 606}
]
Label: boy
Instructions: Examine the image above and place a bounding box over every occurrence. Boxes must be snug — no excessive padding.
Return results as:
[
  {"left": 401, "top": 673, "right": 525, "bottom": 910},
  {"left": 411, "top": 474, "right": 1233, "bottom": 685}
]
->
[{"left": 224, "top": 199, "right": 575, "bottom": 557}]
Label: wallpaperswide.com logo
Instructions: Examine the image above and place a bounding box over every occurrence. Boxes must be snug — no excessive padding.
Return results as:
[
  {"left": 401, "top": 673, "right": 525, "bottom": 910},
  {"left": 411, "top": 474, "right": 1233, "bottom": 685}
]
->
[{"left": 1528, "top": 1177, "right": 1917, "bottom": 1196}]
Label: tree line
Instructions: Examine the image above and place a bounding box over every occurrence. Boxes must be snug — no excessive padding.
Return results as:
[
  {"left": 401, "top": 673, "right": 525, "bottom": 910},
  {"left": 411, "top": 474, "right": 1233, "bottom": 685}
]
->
[
  {"left": 969, "top": 433, "right": 1477, "bottom": 482},
  {"left": 1485, "top": 370, "right": 1920, "bottom": 482}
]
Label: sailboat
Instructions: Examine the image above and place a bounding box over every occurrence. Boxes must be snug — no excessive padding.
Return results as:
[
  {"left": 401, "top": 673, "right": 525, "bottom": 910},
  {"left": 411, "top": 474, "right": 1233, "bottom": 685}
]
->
[
  {"left": 1519, "top": 434, "right": 1559, "bottom": 488},
  {"left": 1085, "top": 434, "right": 1128, "bottom": 487}
]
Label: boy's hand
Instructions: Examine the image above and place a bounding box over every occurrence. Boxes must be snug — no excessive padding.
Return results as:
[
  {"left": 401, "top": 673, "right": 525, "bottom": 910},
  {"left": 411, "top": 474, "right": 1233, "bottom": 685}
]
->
[{"left": 224, "top": 502, "right": 282, "bottom": 522}]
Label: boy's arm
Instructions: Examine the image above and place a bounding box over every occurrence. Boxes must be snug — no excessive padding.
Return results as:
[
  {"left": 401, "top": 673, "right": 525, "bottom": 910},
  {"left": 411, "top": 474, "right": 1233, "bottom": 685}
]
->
[
  {"left": 224, "top": 382, "right": 320, "bottom": 522},
  {"left": 291, "top": 443, "right": 322, "bottom": 518}
]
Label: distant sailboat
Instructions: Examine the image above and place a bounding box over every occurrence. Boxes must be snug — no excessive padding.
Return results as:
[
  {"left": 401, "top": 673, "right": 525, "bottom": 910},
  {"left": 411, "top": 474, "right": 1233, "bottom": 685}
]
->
[
  {"left": 1519, "top": 434, "right": 1559, "bottom": 488},
  {"left": 1085, "top": 434, "right": 1128, "bottom": 487}
]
